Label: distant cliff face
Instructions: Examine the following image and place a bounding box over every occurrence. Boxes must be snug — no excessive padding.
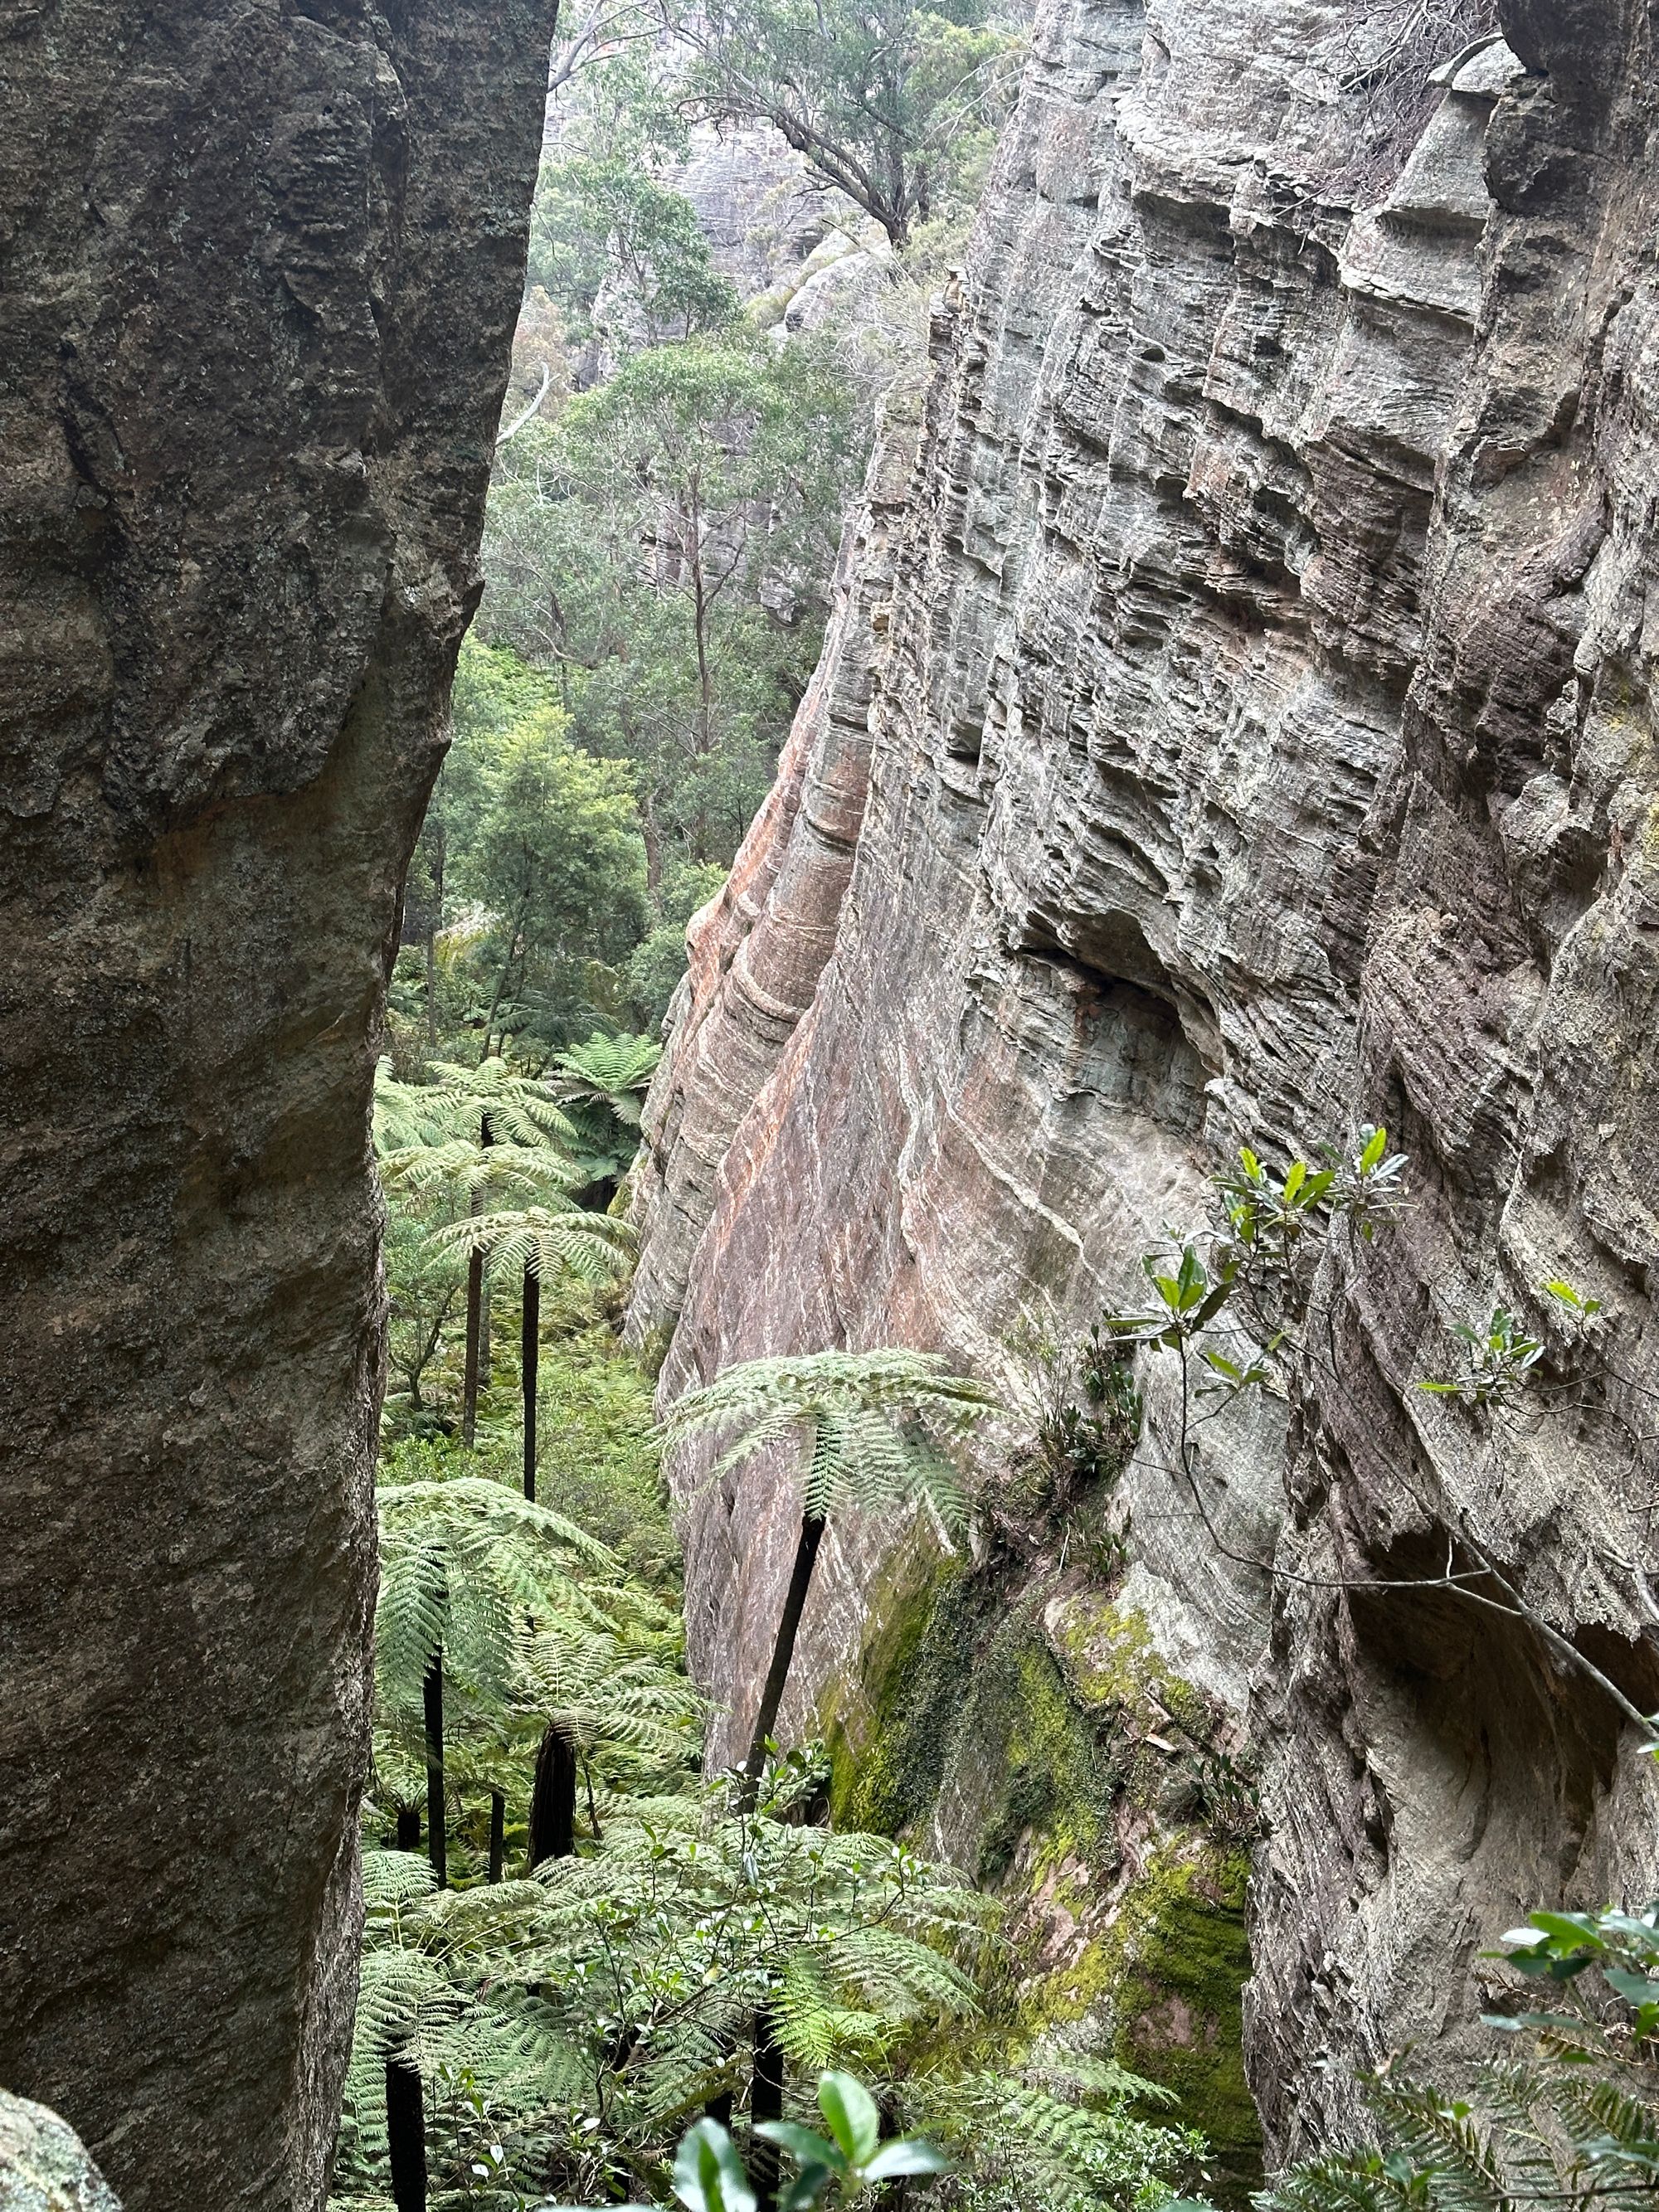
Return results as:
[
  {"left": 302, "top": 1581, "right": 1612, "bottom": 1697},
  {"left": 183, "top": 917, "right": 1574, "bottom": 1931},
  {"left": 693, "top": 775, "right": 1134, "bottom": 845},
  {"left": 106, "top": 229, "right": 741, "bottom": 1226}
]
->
[
  {"left": 632, "top": 0, "right": 1659, "bottom": 2155},
  {"left": 0, "top": 6, "right": 550, "bottom": 2205}
]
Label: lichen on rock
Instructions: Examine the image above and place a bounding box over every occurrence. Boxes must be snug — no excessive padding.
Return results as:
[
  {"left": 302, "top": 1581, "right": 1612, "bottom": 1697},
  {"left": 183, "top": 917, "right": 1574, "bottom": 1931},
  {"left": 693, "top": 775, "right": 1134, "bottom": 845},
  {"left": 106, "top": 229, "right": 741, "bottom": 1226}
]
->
[{"left": 0, "top": 2093, "right": 121, "bottom": 2212}]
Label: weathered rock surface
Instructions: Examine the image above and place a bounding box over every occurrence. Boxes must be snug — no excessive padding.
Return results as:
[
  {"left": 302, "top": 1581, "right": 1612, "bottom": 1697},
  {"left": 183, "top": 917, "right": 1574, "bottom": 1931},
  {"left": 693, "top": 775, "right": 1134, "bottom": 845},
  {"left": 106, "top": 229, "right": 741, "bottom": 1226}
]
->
[
  {"left": 633, "top": 0, "right": 1659, "bottom": 2156},
  {"left": 0, "top": 6, "right": 552, "bottom": 2205},
  {"left": 0, "top": 2093, "right": 122, "bottom": 2212},
  {"left": 673, "top": 124, "right": 852, "bottom": 303}
]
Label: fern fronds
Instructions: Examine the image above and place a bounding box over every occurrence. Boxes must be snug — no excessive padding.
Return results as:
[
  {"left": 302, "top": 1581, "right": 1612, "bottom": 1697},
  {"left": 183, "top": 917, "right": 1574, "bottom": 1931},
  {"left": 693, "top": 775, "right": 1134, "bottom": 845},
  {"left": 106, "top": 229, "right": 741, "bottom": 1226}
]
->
[
  {"left": 658, "top": 1349, "right": 999, "bottom": 1530},
  {"left": 430, "top": 1203, "right": 635, "bottom": 1285}
]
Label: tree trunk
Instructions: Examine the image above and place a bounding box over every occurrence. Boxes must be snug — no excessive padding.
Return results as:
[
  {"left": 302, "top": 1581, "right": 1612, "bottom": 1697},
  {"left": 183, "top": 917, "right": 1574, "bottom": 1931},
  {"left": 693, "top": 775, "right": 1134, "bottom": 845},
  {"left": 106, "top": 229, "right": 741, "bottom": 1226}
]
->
[
  {"left": 522, "top": 1263, "right": 539, "bottom": 1502},
  {"left": 528, "top": 1719, "right": 577, "bottom": 1867},
  {"left": 386, "top": 2057, "right": 428, "bottom": 2212},
  {"left": 461, "top": 1247, "right": 484, "bottom": 1447},
  {"left": 423, "top": 1657, "right": 446, "bottom": 1889},
  {"left": 750, "top": 2008, "right": 786, "bottom": 2212},
  {"left": 424, "top": 821, "right": 446, "bottom": 1049},
  {"left": 738, "top": 1514, "right": 825, "bottom": 1811},
  {"left": 396, "top": 1805, "right": 421, "bottom": 1852},
  {"left": 489, "top": 1788, "right": 506, "bottom": 1884},
  {"left": 461, "top": 1111, "right": 493, "bottom": 1447}
]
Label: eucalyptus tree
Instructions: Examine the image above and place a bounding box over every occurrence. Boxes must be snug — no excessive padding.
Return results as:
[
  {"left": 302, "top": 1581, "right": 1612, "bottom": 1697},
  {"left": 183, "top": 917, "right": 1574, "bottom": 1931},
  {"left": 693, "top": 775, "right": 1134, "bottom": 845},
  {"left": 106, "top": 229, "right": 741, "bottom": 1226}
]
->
[{"left": 671, "top": 0, "right": 1022, "bottom": 246}]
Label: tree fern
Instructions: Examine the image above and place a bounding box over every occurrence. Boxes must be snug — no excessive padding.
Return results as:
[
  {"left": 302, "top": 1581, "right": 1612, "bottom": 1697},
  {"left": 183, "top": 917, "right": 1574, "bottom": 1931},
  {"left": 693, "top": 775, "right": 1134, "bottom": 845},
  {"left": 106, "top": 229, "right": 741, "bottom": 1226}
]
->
[
  {"left": 552, "top": 1030, "right": 663, "bottom": 1125},
  {"left": 658, "top": 1349, "right": 1000, "bottom": 1801},
  {"left": 430, "top": 1203, "right": 634, "bottom": 1285},
  {"left": 660, "top": 1349, "right": 998, "bottom": 1525},
  {"left": 912, "top": 2030, "right": 1209, "bottom": 2212},
  {"left": 1264, "top": 1898, "right": 1659, "bottom": 2211}
]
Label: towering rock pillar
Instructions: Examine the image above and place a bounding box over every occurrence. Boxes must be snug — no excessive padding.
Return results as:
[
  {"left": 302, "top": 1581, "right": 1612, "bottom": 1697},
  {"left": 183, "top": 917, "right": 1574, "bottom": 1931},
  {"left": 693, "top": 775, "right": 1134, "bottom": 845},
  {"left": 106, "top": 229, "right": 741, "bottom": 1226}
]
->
[{"left": 0, "top": 6, "right": 552, "bottom": 2205}]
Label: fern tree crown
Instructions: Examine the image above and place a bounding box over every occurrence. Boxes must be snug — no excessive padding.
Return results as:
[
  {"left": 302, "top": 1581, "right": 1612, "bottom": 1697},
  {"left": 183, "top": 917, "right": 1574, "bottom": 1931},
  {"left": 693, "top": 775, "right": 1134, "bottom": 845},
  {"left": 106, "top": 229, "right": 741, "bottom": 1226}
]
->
[{"left": 657, "top": 1349, "right": 1000, "bottom": 1527}]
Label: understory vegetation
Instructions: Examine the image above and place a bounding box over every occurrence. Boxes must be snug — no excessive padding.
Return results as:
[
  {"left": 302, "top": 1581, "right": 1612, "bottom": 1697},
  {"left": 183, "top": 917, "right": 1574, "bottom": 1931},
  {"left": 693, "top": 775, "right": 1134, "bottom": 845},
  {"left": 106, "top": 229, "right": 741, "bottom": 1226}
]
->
[{"left": 333, "top": 1030, "right": 1219, "bottom": 2212}]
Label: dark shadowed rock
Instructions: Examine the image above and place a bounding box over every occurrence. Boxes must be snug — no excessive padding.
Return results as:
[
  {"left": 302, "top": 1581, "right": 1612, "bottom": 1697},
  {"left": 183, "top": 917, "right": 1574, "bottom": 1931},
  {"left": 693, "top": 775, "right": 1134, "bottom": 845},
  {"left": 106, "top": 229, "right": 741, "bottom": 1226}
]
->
[
  {"left": 0, "top": 4, "right": 552, "bottom": 2206},
  {"left": 633, "top": 0, "right": 1659, "bottom": 2156}
]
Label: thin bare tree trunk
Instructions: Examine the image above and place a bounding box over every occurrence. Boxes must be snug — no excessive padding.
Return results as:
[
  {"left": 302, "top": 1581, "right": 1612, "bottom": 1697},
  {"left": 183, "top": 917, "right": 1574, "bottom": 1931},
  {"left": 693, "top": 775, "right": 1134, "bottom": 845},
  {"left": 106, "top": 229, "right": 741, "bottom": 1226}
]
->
[
  {"left": 522, "top": 1264, "right": 539, "bottom": 1502},
  {"left": 461, "top": 1113, "right": 493, "bottom": 1447},
  {"left": 738, "top": 1514, "right": 825, "bottom": 1812},
  {"left": 488, "top": 1789, "right": 505, "bottom": 1884},
  {"left": 424, "top": 1658, "right": 446, "bottom": 1889}
]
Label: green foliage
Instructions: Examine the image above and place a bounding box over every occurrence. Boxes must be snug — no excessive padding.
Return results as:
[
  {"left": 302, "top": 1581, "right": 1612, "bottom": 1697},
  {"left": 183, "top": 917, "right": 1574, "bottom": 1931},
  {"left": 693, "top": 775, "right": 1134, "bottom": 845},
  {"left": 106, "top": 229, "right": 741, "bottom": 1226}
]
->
[
  {"left": 672, "top": 0, "right": 1024, "bottom": 246},
  {"left": 373, "top": 1456, "right": 611, "bottom": 1754},
  {"left": 919, "top": 2044, "right": 1207, "bottom": 2212},
  {"left": 483, "top": 329, "right": 858, "bottom": 887},
  {"left": 628, "top": 859, "right": 727, "bottom": 1032},
  {"left": 431, "top": 1204, "right": 634, "bottom": 1289},
  {"left": 1418, "top": 1307, "right": 1546, "bottom": 1407},
  {"left": 394, "top": 654, "right": 654, "bottom": 1056},
  {"left": 338, "top": 1762, "right": 994, "bottom": 2207},
  {"left": 514, "top": 1320, "right": 680, "bottom": 1587},
  {"left": 669, "top": 2071, "right": 947, "bottom": 2212},
  {"left": 1264, "top": 1899, "right": 1659, "bottom": 2211},
  {"left": 658, "top": 1348, "right": 1000, "bottom": 1527},
  {"left": 530, "top": 157, "right": 740, "bottom": 349},
  {"left": 552, "top": 1029, "right": 663, "bottom": 1186}
]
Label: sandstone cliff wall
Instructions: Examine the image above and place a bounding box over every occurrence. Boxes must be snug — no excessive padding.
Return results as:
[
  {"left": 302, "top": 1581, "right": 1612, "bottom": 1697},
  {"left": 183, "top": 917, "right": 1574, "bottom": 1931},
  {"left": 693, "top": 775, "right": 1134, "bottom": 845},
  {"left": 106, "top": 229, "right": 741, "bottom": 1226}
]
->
[
  {"left": 0, "top": 7, "right": 552, "bottom": 2205},
  {"left": 633, "top": 0, "right": 1659, "bottom": 2154}
]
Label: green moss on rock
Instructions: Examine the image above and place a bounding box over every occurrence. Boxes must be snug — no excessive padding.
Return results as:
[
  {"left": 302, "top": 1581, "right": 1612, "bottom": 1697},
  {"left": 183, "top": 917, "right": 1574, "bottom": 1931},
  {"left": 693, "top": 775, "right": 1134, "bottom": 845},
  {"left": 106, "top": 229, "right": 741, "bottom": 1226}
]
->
[
  {"left": 825, "top": 1539, "right": 977, "bottom": 1834},
  {"left": 1099, "top": 1841, "right": 1262, "bottom": 2206},
  {"left": 821, "top": 1552, "right": 1262, "bottom": 2206}
]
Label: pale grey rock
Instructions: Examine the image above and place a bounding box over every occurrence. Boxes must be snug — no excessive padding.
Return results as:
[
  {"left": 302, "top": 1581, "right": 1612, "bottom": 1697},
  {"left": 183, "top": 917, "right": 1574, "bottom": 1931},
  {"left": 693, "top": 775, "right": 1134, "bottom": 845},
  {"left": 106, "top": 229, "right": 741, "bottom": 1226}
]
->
[
  {"left": 634, "top": 0, "right": 1659, "bottom": 2161},
  {"left": 0, "top": 2095, "right": 121, "bottom": 2212},
  {"left": 673, "top": 124, "right": 854, "bottom": 299}
]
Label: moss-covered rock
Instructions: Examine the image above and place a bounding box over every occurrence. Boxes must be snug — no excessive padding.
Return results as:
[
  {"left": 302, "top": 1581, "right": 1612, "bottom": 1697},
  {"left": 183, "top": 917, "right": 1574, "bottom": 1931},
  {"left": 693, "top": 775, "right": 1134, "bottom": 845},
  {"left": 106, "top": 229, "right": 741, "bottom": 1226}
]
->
[
  {"left": 1082, "top": 1840, "right": 1261, "bottom": 2206},
  {"left": 822, "top": 1553, "right": 1264, "bottom": 2206},
  {"left": 825, "top": 1533, "right": 975, "bottom": 1834}
]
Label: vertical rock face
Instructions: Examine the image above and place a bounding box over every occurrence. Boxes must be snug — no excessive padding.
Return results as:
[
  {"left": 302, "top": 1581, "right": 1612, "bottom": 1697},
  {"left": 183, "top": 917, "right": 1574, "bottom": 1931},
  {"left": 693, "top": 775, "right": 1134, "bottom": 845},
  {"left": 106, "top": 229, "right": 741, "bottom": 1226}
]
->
[
  {"left": 634, "top": 0, "right": 1659, "bottom": 2151},
  {"left": 0, "top": 6, "right": 551, "bottom": 2206}
]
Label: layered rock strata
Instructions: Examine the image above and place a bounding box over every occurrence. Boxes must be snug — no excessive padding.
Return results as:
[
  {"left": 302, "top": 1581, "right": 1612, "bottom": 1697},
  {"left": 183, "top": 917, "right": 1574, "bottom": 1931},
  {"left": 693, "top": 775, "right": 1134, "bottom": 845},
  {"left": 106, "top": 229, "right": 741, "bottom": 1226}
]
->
[
  {"left": 633, "top": 0, "right": 1659, "bottom": 2154},
  {"left": 0, "top": 6, "right": 552, "bottom": 2205}
]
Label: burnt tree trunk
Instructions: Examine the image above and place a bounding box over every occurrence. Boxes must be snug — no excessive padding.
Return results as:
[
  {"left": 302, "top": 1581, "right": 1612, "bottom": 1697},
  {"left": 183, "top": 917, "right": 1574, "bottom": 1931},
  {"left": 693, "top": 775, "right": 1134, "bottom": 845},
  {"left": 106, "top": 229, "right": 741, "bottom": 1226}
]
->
[
  {"left": 528, "top": 1719, "right": 577, "bottom": 1867},
  {"left": 738, "top": 1514, "right": 825, "bottom": 1811},
  {"left": 489, "top": 1788, "right": 505, "bottom": 1884},
  {"left": 386, "top": 2056, "right": 428, "bottom": 2212},
  {"left": 522, "top": 1263, "right": 539, "bottom": 1500},
  {"left": 396, "top": 1805, "right": 421, "bottom": 1853},
  {"left": 750, "top": 2008, "right": 786, "bottom": 2212},
  {"left": 461, "top": 1113, "right": 493, "bottom": 1446},
  {"left": 423, "top": 1657, "right": 446, "bottom": 1889}
]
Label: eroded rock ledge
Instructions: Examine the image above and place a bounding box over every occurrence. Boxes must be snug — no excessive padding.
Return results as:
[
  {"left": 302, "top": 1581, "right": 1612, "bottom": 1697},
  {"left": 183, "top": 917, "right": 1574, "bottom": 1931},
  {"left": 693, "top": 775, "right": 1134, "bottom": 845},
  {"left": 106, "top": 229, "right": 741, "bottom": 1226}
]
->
[
  {"left": 633, "top": 0, "right": 1659, "bottom": 2153},
  {"left": 0, "top": 6, "right": 552, "bottom": 2205}
]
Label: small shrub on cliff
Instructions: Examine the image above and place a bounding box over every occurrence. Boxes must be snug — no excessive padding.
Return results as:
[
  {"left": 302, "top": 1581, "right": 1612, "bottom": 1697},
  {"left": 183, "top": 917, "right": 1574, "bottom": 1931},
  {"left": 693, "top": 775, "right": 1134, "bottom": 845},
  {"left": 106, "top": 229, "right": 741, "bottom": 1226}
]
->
[{"left": 1263, "top": 1898, "right": 1659, "bottom": 2212}]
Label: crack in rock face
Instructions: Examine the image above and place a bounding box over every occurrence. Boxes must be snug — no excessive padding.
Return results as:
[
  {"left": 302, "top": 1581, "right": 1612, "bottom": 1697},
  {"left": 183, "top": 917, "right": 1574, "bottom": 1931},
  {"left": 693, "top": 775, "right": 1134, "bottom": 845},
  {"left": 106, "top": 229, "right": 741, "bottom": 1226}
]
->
[
  {"left": 0, "top": 5, "right": 553, "bottom": 2205},
  {"left": 631, "top": 0, "right": 1659, "bottom": 2153}
]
